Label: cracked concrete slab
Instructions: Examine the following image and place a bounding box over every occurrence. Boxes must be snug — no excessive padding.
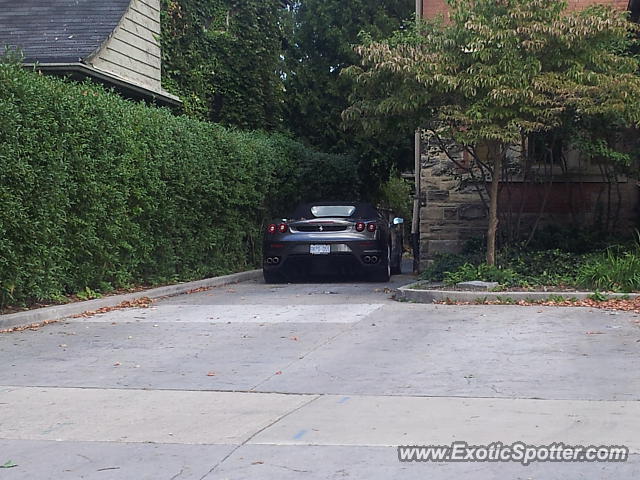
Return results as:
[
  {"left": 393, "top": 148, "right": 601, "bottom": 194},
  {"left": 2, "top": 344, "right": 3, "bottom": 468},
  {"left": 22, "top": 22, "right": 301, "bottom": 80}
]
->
[
  {"left": 78, "top": 303, "right": 385, "bottom": 324},
  {"left": 1, "top": 270, "right": 639, "bottom": 479},
  {"left": 0, "top": 440, "right": 234, "bottom": 480},
  {"left": 213, "top": 445, "right": 640, "bottom": 480},
  {"left": 0, "top": 386, "right": 316, "bottom": 444},
  {"left": 250, "top": 395, "right": 640, "bottom": 451}
]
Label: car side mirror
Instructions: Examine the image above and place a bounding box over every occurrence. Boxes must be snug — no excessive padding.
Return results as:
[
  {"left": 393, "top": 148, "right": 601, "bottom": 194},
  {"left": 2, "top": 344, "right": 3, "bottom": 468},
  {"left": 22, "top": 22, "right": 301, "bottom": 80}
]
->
[{"left": 393, "top": 217, "right": 404, "bottom": 225}]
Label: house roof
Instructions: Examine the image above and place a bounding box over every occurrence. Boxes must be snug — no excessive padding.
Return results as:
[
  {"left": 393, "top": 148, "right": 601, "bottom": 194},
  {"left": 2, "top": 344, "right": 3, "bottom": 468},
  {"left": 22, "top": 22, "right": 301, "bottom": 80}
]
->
[{"left": 0, "top": 0, "right": 131, "bottom": 63}]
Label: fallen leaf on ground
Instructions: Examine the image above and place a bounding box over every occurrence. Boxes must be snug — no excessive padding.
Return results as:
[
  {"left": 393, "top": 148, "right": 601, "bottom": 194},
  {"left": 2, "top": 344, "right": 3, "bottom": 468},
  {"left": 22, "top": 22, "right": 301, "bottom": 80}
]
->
[
  {"left": 586, "top": 331, "right": 605, "bottom": 335},
  {"left": 113, "top": 362, "right": 121, "bottom": 366},
  {"left": 0, "top": 460, "right": 17, "bottom": 469},
  {"left": 72, "top": 297, "right": 152, "bottom": 319},
  {"left": 0, "top": 319, "right": 60, "bottom": 334},
  {"left": 436, "top": 296, "right": 640, "bottom": 317},
  {"left": 274, "top": 371, "right": 283, "bottom": 375},
  {"left": 207, "top": 371, "right": 216, "bottom": 376},
  {"left": 186, "top": 287, "right": 212, "bottom": 294}
]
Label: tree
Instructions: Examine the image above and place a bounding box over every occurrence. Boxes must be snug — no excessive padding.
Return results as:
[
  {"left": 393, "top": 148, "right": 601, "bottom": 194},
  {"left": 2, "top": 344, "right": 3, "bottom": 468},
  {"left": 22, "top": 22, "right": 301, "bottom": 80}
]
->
[
  {"left": 344, "top": 0, "right": 640, "bottom": 264},
  {"left": 161, "top": 0, "right": 286, "bottom": 130},
  {"left": 283, "top": 0, "right": 415, "bottom": 195}
]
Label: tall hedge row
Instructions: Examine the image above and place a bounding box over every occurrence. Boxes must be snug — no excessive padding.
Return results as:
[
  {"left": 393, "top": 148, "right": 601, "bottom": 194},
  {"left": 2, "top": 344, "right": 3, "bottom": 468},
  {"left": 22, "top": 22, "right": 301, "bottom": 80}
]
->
[{"left": 0, "top": 63, "right": 359, "bottom": 306}]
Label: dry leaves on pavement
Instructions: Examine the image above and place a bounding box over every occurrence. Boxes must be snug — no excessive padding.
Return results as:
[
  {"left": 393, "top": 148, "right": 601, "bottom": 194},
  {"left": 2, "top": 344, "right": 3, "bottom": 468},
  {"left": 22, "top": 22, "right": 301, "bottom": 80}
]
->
[
  {"left": 72, "top": 297, "right": 153, "bottom": 318},
  {"left": 437, "top": 296, "right": 640, "bottom": 315}
]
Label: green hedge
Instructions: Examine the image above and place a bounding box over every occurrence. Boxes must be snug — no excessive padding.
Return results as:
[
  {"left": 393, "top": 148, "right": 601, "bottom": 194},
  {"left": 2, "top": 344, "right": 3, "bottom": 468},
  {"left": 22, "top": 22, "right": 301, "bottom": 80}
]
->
[{"left": 0, "top": 63, "right": 359, "bottom": 307}]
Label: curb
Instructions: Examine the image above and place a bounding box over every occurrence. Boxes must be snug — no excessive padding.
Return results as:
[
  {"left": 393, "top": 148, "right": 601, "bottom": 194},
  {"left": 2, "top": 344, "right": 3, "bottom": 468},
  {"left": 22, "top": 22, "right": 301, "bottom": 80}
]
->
[
  {"left": 395, "top": 281, "right": 640, "bottom": 304},
  {"left": 0, "top": 269, "right": 263, "bottom": 330}
]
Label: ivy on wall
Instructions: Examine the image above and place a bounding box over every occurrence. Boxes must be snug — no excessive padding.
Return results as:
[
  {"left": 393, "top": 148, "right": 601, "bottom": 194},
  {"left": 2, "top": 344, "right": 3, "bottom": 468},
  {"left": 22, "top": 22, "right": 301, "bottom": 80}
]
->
[{"left": 160, "top": 0, "right": 286, "bottom": 130}]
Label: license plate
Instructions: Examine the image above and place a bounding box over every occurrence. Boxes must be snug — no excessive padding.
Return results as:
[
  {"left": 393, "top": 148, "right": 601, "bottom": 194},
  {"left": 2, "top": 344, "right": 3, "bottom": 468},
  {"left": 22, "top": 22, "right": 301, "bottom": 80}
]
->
[{"left": 310, "top": 244, "right": 331, "bottom": 255}]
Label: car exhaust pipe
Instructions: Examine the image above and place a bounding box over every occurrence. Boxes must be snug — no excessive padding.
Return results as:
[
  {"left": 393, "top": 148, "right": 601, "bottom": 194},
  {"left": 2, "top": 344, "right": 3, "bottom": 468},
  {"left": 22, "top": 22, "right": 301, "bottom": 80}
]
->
[
  {"left": 266, "top": 258, "right": 273, "bottom": 265},
  {"left": 363, "top": 256, "right": 371, "bottom": 264},
  {"left": 272, "top": 257, "right": 280, "bottom": 265},
  {"left": 371, "top": 256, "right": 378, "bottom": 264}
]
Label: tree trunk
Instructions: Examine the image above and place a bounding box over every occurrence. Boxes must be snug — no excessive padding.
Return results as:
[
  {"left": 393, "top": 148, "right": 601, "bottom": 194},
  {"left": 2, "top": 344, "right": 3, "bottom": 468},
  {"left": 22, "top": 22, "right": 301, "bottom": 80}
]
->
[{"left": 486, "top": 145, "right": 502, "bottom": 266}]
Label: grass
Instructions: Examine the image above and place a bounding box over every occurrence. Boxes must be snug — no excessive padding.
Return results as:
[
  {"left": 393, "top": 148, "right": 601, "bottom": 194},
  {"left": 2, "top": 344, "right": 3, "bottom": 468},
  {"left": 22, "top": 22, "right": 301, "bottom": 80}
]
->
[{"left": 421, "top": 232, "right": 640, "bottom": 293}]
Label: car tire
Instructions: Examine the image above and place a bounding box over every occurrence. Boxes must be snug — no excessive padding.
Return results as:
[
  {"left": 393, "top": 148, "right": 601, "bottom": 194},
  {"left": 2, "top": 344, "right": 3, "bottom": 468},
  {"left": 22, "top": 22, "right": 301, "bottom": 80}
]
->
[
  {"left": 390, "top": 249, "right": 402, "bottom": 275},
  {"left": 370, "top": 246, "right": 391, "bottom": 282},
  {"left": 263, "top": 269, "right": 284, "bottom": 284}
]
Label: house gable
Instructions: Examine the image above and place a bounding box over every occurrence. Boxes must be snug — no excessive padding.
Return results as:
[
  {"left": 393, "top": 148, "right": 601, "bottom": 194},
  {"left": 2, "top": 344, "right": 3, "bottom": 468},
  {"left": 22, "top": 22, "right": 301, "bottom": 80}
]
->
[
  {"left": 88, "top": 0, "right": 163, "bottom": 95},
  {"left": 0, "top": 0, "right": 179, "bottom": 106}
]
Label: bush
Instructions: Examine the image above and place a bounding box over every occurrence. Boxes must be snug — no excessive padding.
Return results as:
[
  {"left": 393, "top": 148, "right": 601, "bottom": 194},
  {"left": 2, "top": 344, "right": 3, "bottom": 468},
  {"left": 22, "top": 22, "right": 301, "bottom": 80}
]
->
[
  {"left": 577, "top": 249, "right": 640, "bottom": 293},
  {"left": 424, "top": 233, "right": 640, "bottom": 291},
  {"left": 0, "top": 62, "right": 359, "bottom": 308},
  {"left": 420, "top": 253, "right": 477, "bottom": 283},
  {"left": 378, "top": 174, "right": 413, "bottom": 220},
  {"left": 443, "top": 263, "right": 520, "bottom": 287}
]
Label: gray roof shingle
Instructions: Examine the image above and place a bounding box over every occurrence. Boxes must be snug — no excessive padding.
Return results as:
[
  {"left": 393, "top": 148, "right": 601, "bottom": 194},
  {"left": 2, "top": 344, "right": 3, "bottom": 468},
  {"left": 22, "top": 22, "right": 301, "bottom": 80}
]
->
[{"left": 0, "top": 0, "right": 131, "bottom": 63}]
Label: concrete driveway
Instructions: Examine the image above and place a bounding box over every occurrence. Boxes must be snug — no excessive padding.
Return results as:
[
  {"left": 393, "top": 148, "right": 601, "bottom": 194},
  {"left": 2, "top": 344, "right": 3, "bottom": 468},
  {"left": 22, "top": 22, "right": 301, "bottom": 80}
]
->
[{"left": 1, "top": 270, "right": 639, "bottom": 479}]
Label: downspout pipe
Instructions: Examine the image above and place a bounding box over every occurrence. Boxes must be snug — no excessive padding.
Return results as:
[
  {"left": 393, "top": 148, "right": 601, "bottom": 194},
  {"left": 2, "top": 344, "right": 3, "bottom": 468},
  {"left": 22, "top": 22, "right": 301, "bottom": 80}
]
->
[{"left": 412, "top": 0, "right": 423, "bottom": 272}]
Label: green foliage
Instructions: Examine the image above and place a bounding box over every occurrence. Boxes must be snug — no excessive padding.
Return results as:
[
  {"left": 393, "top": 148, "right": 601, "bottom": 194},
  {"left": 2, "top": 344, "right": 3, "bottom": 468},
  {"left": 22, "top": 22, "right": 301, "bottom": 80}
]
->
[
  {"left": 525, "top": 225, "right": 614, "bottom": 254},
  {"left": 284, "top": 0, "right": 415, "bottom": 198},
  {"left": 160, "top": 0, "right": 286, "bottom": 130},
  {"left": 424, "top": 232, "right": 640, "bottom": 292},
  {"left": 546, "top": 295, "right": 567, "bottom": 303},
  {"left": 577, "top": 249, "right": 640, "bottom": 293},
  {"left": 588, "top": 291, "right": 609, "bottom": 302},
  {"left": 0, "top": 63, "right": 358, "bottom": 309},
  {"left": 497, "top": 248, "right": 581, "bottom": 286},
  {"left": 347, "top": 0, "right": 640, "bottom": 261},
  {"left": 76, "top": 287, "right": 102, "bottom": 301},
  {"left": 443, "top": 263, "right": 520, "bottom": 287},
  {"left": 420, "top": 253, "right": 480, "bottom": 283},
  {"left": 377, "top": 173, "right": 413, "bottom": 220},
  {"left": 348, "top": 0, "right": 640, "bottom": 144}
]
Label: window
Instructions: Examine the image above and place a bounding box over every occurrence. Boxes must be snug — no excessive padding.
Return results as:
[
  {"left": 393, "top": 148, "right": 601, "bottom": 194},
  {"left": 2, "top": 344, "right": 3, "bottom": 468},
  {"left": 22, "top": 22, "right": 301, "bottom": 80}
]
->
[{"left": 310, "top": 205, "right": 356, "bottom": 217}]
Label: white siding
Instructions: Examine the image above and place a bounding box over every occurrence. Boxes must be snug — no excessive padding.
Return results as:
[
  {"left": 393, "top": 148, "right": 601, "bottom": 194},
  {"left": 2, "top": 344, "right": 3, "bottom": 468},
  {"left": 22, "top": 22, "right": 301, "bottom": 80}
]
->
[{"left": 87, "top": 0, "right": 162, "bottom": 93}]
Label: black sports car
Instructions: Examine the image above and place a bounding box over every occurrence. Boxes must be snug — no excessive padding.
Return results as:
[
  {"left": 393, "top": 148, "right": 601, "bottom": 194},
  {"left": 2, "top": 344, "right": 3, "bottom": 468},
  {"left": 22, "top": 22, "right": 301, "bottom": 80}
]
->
[{"left": 262, "top": 202, "right": 404, "bottom": 283}]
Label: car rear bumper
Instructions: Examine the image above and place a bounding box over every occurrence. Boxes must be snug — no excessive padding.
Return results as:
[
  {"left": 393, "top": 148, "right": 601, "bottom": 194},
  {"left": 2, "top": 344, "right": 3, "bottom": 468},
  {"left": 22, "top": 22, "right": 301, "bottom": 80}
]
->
[{"left": 263, "top": 241, "right": 385, "bottom": 275}]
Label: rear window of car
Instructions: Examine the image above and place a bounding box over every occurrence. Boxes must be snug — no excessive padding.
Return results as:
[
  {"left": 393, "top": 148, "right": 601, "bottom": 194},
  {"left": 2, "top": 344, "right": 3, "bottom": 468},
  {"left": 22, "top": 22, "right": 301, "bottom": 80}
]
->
[{"left": 310, "top": 205, "right": 356, "bottom": 217}]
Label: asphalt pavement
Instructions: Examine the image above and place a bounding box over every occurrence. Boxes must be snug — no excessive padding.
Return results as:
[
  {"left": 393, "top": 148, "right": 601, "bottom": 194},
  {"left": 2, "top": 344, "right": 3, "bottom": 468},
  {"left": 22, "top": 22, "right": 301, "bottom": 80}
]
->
[{"left": 1, "top": 267, "right": 639, "bottom": 479}]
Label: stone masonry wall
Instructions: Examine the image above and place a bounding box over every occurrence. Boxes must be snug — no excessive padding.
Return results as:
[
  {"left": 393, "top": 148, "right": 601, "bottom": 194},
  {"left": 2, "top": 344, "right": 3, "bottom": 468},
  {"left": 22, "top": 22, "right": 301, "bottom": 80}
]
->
[
  {"left": 419, "top": 139, "right": 487, "bottom": 268},
  {"left": 418, "top": 136, "right": 639, "bottom": 269}
]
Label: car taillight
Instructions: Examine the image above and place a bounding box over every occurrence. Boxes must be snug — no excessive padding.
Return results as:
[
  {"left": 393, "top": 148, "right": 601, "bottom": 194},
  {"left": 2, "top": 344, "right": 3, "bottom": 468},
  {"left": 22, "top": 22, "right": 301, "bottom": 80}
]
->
[
  {"left": 267, "top": 224, "right": 277, "bottom": 234},
  {"left": 367, "top": 223, "right": 377, "bottom": 232},
  {"left": 355, "top": 222, "right": 365, "bottom": 232},
  {"left": 278, "top": 223, "right": 288, "bottom": 233}
]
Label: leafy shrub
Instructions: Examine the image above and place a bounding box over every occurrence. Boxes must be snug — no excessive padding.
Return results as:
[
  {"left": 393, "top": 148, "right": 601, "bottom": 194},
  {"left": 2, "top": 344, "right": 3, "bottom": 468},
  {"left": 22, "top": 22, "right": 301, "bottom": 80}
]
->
[
  {"left": 526, "top": 225, "right": 615, "bottom": 254},
  {"left": 0, "top": 62, "right": 359, "bottom": 308},
  {"left": 443, "top": 263, "right": 520, "bottom": 287},
  {"left": 577, "top": 249, "right": 640, "bottom": 293},
  {"left": 497, "top": 248, "right": 580, "bottom": 286},
  {"left": 421, "top": 253, "right": 478, "bottom": 283},
  {"left": 425, "top": 232, "right": 640, "bottom": 292},
  {"left": 378, "top": 173, "right": 413, "bottom": 220}
]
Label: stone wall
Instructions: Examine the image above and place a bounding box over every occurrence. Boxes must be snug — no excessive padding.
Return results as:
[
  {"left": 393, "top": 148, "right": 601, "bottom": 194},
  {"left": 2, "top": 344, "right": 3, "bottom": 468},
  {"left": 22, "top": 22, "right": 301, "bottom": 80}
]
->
[
  {"left": 418, "top": 135, "right": 640, "bottom": 269},
  {"left": 419, "top": 137, "right": 487, "bottom": 267}
]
